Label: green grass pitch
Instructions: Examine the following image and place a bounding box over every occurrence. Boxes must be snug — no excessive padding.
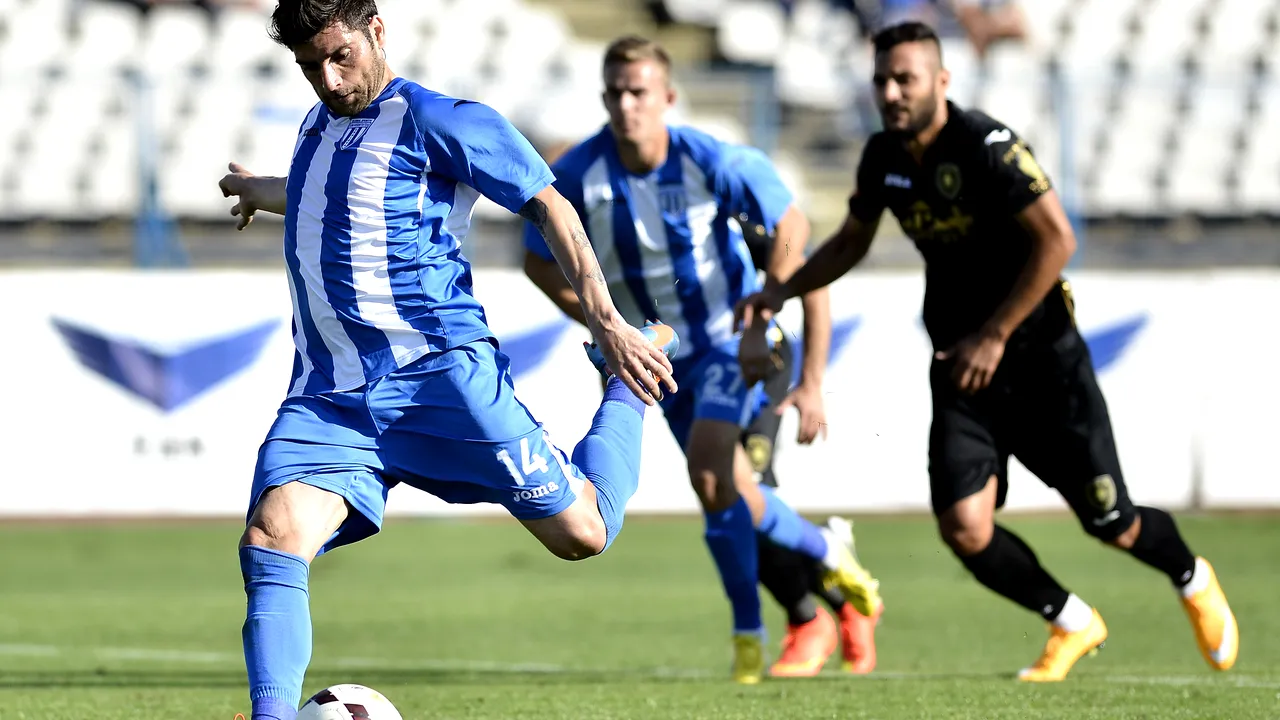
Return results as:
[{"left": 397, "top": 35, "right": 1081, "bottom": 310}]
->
[{"left": 1, "top": 513, "right": 1277, "bottom": 719}]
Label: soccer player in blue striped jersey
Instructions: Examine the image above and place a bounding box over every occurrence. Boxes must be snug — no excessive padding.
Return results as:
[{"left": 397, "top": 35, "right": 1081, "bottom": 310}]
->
[
  {"left": 522, "top": 36, "right": 882, "bottom": 683},
  {"left": 217, "top": 4, "right": 679, "bottom": 720}
]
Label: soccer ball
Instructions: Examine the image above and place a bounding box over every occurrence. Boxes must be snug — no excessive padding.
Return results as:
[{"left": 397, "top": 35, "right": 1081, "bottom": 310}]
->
[{"left": 296, "top": 684, "right": 403, "bottom": 720}]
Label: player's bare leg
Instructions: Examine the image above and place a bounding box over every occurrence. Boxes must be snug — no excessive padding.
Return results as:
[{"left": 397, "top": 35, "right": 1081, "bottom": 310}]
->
[
  {"left": 240, "top": 482, "right": 350, "bottom": 720},
  {"left": 519, "top": 483, "right": 608, "bottom": 561},
  {"left": 686, "top": 418, "right": 768, "bottom": 683},
  {"left": 519, "top": 322, "right": 679, "bottom": 561},
  {"left": 938, "top": 477, "right": 1106, "bottom": 682}
]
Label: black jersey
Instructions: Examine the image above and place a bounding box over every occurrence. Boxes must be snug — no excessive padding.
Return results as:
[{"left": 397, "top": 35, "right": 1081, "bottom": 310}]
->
[{"left": 848, "top": 101, "right": 1072, "bottom": 351}]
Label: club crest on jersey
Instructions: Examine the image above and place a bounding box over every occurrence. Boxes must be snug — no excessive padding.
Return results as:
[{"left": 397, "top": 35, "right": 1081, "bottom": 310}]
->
[
  {"left": 336, "top": 118, "right": 375, "bottom": 151},
  {"left": 936, "top": 163, "right": 962, "bottom": 199}
]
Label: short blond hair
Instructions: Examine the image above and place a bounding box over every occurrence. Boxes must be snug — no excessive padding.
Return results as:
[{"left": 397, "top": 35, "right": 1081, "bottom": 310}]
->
[{"left": 603, "top": 35, "right": 672, "bottom": 79}]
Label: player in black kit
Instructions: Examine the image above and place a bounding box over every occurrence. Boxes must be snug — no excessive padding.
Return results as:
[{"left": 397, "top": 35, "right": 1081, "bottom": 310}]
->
[{"left": 735, "top": 21, "right": 1237, "bottom": 681}]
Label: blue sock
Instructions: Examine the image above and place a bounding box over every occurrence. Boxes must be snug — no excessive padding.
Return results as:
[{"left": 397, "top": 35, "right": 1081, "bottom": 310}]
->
[
  {"left": 704, "top": 497, "right": 763, "bottom": 634},
  {"left": 572, "top": 377, "right": 645, "bottom": 552},
  {"left": 756, "top": 485, "right": 829, "bottom": 562},
  {"left": 241, "top": 545, "right": 311, "bottom": 720}
]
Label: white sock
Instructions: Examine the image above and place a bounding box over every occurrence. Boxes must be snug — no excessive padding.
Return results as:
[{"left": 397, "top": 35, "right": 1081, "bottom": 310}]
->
[
  {"left": 1180, "top": 557, "right": 1210, "bottom": 598},
  {"left": 819, "top": 528, "right": 842, "bottom": 570},
  {"left": 1052, "top": 594, "right": 1093, "bottom": 633}
]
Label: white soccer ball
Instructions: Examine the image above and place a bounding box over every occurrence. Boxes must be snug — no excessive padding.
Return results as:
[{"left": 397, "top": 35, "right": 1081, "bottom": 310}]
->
[{"left": 296, "top": 684, "right": 403, "bottom": 720}]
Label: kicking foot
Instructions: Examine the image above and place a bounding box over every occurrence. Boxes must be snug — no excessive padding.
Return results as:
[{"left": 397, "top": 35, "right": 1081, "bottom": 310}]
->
[{"left": 584, "top": 320, "right": 680, "bottom": 378}]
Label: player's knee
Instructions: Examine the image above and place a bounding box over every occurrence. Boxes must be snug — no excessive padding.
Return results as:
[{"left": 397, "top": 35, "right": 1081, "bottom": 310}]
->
[
  {"left": 1097, "top": 512, "right": 1141, "bottom": 549},
  {"left": 938, "top": 517, "right": 994, "bottom": 557},
  {"left": 546, "top": 520, "right": 607, "bottom": 561},
  {"left": 239, "top": 524, "right": 274, "bottom": 550},
  {"left": 689, "top": 465, "right": 737, "bottom": 512}
]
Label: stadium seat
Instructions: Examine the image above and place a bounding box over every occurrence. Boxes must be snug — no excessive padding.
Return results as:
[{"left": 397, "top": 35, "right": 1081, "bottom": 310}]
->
[
  {"left": 139, "top": 4, "right": 210, "bottom": 76},
  {"left": 84, "top": 119, "right": 141, "bottom": 218},
  {"left": 1126, "top": 0, "right": 1204, "bottom": 82},
  {"left": 1197, "top": 0, "right": 1273, "bottom": 76},
  {"left": 717, "top": 1, "right": 787, "bottom": 66},
  {"left": 209, "top": 7, "right": 280, "bottom": 78},
  {"left": 0, "top": 0, "right": 71, "bottom": 74},
  {"left": 1021, "top": 0, "right": 1072, "bottom": 50},
  {"left": 0, "top": 0, "right": 1265, "bottom": 222},
  {"left": 1236, "top": 84, "right": 1280, "bottom": 213},
  {"left": 661, "top": 0, "right": 730, "bottom": 27},
  {"left": 62, "top": 0, "right": 143, "bottom": 74},
  {"left": 1055, "top": 0, "right": 1138, "bottom": 81}
]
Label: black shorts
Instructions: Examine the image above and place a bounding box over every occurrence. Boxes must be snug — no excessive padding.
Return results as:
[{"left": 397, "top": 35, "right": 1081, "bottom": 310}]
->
[
  {"left": 928, "top": 327, "right": 1136, "bottom": 540},
  {"left": 742, "top": 331, "right": 793, "bottom": 488}
]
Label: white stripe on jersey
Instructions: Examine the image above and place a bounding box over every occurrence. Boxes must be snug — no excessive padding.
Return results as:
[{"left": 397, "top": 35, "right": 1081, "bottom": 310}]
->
[
  {"left": 292, "top": 117, "right": 367, "bottom": 392},
  {"left": 680, "top": 155, "right": 737, "bottom": 350},
  {"left": 345, "top": 96, "right": 432, "bottom": 368},
  {"left": 286, "top": 106, "right": 324, "bottom": 397},
  {"left": 582, "top": 157, "right": 645, "bottom": 331},
  {"left": 625, "top": 174, "right": 690, "bottom": 353},
  {"left": 444, "top": 183, "right": 479, "bottom": 250}
]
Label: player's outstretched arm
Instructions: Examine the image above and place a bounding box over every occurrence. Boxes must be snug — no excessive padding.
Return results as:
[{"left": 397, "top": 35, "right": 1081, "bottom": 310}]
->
[
  {"left": 522, "top": 249, "right": 588, "bottom": 326},
  {"left": 520, "top": 185, "right": 677, "bottom": 404},
  {"left": 735, "top": 211, "right": 880, "bottom": 331},
  {"left": 218, "top": 162, "right": 287, "bottom": 231}
]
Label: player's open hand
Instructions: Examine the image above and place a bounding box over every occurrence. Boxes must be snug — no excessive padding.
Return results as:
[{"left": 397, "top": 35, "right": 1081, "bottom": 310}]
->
[
  {"left": 776, "top": 381, "right": 827, "bottom": 444},
  {"left": 595, "top": 321, "right": 678, "bottom": 405},
  {"left": 734, "top": 289, "right": 784, "bottom": 333},
  {"left": 935, "top": 330, "right": 1007, "bottom": 394},
  {"left": 218, "top": 162, "right": 261, "bottom": 231}
]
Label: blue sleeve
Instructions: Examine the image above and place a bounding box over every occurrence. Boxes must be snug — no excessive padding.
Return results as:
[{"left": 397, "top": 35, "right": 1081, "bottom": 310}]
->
[
  {"left": 414, "top": 99, "right": 555, "bottom": 214},
  {"left": 522, "top": 154, "right": 586, "bottom": 262},
  {"left": 714, "top": 145, "right": 793, "bottom": 232}
]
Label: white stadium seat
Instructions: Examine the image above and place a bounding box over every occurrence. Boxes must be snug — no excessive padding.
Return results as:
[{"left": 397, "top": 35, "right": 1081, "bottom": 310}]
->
[{"left": 0, "top": 0, "right": 1267, "bottom": 220}]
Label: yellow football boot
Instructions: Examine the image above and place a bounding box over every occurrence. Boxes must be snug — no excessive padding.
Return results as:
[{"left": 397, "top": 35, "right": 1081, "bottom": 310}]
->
[
  {"left": 732, "top": 633, "right": 766, "bottom": 684},
  {"left": 1181, "top": 558, "right": 1238, "bottom": 671},
  {"left": 1018, "top": 609, "right": 1108, "bottom": 682},
  {"left": 820, "top": 532, "right": 881, "bottom": 618}
]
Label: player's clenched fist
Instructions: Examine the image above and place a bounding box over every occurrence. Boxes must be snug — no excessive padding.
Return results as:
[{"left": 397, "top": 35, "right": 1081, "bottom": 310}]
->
[{"left": 733, "top": 289, "right": 785, "bottom": 333}]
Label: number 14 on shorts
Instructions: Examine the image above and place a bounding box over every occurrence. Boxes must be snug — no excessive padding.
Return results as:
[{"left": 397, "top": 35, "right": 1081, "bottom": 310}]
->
[{"left": 497, "top": 437, "right": 549, "bottom": 486}]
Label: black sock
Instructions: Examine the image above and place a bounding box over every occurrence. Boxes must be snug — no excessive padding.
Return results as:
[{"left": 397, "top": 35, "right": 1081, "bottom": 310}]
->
[
  {"left": 807, "top": 558, "right": 849, "bottom": 613},
  {"left": 757, "top": 536, "right": 818, "bottom": 626},
  {"left": 958, "top": 525, "right": 1070, "bottom": 621},
  {"left": 1127, "top": 506, "right": 1197, "bottom": 587}
]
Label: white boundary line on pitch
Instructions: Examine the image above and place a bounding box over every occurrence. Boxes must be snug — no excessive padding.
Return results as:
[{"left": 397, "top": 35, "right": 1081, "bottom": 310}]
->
[{"left": 1, "top": 644, "right": 1276, "bottom": 689}]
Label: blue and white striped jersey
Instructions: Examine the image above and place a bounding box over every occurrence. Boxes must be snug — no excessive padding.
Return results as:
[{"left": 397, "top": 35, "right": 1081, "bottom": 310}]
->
[
  {"left": 283, "top": 77, "right": 553, "bottom": 397},
  {"left": 523, "top": 125, "right": 793, "bottom": 360}
]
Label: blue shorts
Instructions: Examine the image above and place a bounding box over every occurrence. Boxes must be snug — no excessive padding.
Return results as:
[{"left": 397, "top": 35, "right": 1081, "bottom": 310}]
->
[
  {"left": 660, "top": 340, "right": 763, "bottom": 451},
  {"left": 249, "top": 339, "right": 585, "bottom": 554}
]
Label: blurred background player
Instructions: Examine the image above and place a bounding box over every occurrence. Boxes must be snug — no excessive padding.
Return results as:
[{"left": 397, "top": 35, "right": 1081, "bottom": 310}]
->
[
  {"left": 522, "top": 35, "right": 881, "bottom": 684},
  {"left": 738, "top": 213, "right": 881, "bottom": 676},
  {"left": 736, "top": 20, "right": 1237, "bottom": 683}
]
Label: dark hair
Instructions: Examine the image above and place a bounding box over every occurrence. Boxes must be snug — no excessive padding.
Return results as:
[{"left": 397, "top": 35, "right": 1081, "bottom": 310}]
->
[
  {"left": 871, "top": 21, "right": 941, "bottom": 55},
  {"left": 269, "top": 0, "right": 378, "bottom": 47}
]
